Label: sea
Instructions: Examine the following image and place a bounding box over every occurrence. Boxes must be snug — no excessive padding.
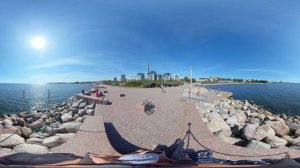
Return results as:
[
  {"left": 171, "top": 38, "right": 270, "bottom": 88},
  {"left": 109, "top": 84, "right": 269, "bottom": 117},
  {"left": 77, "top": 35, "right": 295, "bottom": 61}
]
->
[
  {"left": 205, "top": 83, "right": 300, "bottom": 116},
  {"left": 0, "top": 83, "right": 91, "bottom": 114}
]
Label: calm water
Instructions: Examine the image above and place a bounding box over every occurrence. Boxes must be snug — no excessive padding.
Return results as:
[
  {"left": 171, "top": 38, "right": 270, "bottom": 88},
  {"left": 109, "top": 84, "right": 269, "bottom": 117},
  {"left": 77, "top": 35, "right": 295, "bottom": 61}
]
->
[
  {"left": 0, "top": 83, "right": 91, "bottom": 114},
  {"left": 205, "top": 83, "right": 300, "bottom": 116}
]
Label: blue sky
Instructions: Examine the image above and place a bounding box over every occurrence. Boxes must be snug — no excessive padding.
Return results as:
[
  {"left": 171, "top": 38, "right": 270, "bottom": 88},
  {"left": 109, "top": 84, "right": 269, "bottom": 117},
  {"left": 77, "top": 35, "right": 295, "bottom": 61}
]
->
[{"left": 1, "top": 0, "right": 300, "bottom": 83}]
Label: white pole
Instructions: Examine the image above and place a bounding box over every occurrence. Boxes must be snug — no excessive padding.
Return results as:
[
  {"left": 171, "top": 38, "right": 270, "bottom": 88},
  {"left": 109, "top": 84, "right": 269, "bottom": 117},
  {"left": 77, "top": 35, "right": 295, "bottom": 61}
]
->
[{"left": 190, "top": 67, "right": 192, "bottom": 99}]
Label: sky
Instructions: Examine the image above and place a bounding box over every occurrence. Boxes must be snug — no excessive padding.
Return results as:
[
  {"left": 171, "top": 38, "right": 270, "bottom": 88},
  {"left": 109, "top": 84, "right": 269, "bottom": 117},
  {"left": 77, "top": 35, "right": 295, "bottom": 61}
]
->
[{"left": 1, "top": 0, "right": 300, "bottom": 83}]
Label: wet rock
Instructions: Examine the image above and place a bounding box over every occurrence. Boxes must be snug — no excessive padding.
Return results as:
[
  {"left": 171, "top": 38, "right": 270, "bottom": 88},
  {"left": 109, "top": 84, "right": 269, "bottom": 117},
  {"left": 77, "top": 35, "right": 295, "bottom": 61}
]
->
[
  {"left": 265, "top": 136, "right": 288, "bottom": 147},
  {"left": 61, "top": 113, "right": 73, "bottom": 122},
  {"left": 26, "top": 138, "right": 44, "bottom": 145},
  {"left": 42, "top": 135, "right": 64, "bottom": 148},
  {"left": 246, "top": 140, "right": 271, "bottom": 149},
  {"left": 13, "top": 144, "right": 49, "bottom": 154},
  {"left": 21, "top": 127, "right": 32, "bottom": 139},
  {"left": 58, "top": 122, "right": 82, "bottom": 133},
  {"left": 206, "top": 112, "right": 231, "bottom": 133},
  {"left": 242, "top": 124, "right": 265, "bottom": 141},
  {"left": 0, "top": 134, "right": 25, "bottom": 148}
]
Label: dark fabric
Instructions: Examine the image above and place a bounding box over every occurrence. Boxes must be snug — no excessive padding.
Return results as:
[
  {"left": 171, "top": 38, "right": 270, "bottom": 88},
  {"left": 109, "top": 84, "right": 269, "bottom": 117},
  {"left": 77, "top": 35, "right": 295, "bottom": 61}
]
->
[{"left": 0, "top": 153, "right": 82, "bottom": 165}]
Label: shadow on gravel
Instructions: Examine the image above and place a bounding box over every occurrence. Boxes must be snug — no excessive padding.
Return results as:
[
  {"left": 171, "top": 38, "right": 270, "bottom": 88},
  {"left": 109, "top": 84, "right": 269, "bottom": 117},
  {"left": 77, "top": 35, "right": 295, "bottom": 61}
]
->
[{"left": 104, "top": 122, "right": 146, "bottom": 154}]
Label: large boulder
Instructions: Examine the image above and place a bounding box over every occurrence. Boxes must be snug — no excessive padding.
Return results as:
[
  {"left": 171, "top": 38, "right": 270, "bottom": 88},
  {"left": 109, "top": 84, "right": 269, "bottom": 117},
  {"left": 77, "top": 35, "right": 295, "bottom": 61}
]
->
[
  {"left": 21, "top": 127, "right": 32, "bottom": 138},
  {"left": 206, "top": 112, "right": 231, "bottom": 133},
  {"left": 71, "top": 103, "right": 79, "bottom": 108},
  {"left": 271, "top": 122, "right": 290, "bottom": 136},
  {"left": 287, "top": 122, "right": 300, "bottom": 132},
  {"left": 75, "top": 117, "right": 85, "bottom": 123},
  {"left": 257, "top": 125, "right": 275, "bottom": 138},
  {"left": 0, "top": 125, "right": 22, "bottom": 136},
  {"left": 294, "top": 128, "right": 300, "bottom": 137},
  {"left": 217, "top": 135, "right": 245, "bottom": 145},
  {"left": 26, "top": 138, "right": 44, "bottom": 145},
  {"left": 29, "top": 120, "right": 43, "bottom": 132},
  {"left": 86, "top": 109, "right": 94, "bottom": 116},
  {"left": 13, "top": 144, "right": 49, "bottom": 154},
  {"left": 242, "top": 124, "right": 266, "bottom": 141},
  {"left": 246, "top": 140, "right": 271, "bottom": 149},
  {"left": 86, "top": 103, "right": 95, "bottom": 109},
  {"left": 78, "top": 102, "right": 87, "bottom": 109},
  {"left": 0, "top": 148, "right": 15, "bottom": 157},
  {"left": 58, "top": 122, "right": 82, "bottom": 133},
  {"left": 226, "top": 116, "right": 239, "bottom": 127},
  {"left": 61, "top": 113, "right": 73, "bottom": 122},
  {"left": 265, "top": 136, "right": 288, "bottom": 147},
  {"left": 42, "top": 136, "right": 64, "bottom": 148},
  {"left": 0, "top": 134, "right": 25, "bottom": 148},
  {"left": 56, "top": 133, "right": 75, "bottom": 142},
  {"left": 2, "top": 119, "right": 13, "bottom": 126},
  {"left": 78, "top": 109, "right": 86, "bottom": 117},
  {"left": 236, "top": 110, "right": 247, "bottom": 124}
]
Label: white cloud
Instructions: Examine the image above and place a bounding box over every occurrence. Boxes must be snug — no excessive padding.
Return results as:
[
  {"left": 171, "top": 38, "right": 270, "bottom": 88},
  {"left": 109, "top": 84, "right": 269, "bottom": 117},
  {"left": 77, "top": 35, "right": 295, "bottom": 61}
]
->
[{"left": 25, "top": 57, "right": 93, "bottom": 70}]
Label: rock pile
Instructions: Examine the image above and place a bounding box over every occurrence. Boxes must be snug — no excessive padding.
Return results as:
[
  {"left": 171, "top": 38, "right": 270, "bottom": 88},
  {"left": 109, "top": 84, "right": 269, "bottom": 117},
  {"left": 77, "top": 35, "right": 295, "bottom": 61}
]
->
[
  {"left": 0, "top": 96, "right": 95, "bottom": 154},
  {"left": 197, "top": 97, "right": 300, "bottom": 150}
]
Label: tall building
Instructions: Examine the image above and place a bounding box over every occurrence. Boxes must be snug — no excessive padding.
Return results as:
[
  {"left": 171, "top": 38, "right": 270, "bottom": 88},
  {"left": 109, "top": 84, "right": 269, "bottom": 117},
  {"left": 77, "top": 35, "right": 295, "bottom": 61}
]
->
[
  {"left": 147, "top": 64, "right": 150, "bottom": 80},
  {"left": 137, "top": 73, "right": 145, "bottom": 80},
  {"left": 157, "top": 74, "right": 162, "bottom": 80},
  {"left": 173, "top": 74, "right": 180, "bottom": 80},
  {"left": 113, "top": 77, "right": 117, "bottom": 82},
  {"left": 163, "top": 73, "right": 171, "bottom": 80},
  {"left": 148, "top": 71, "right": 157, "bottom": 80},
  {"left": 120, "top": 74, "right": 126, "bottom": 82}
]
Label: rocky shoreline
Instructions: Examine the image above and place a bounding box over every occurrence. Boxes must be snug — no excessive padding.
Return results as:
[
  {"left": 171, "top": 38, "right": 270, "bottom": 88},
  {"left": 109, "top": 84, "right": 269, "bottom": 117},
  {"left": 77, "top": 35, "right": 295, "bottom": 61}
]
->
[
  {"left": 0, "top": 95, "right": 95, "bottom": 155},
  {"left": 197, "top": 97, "right": 300, "bottom": 150}
]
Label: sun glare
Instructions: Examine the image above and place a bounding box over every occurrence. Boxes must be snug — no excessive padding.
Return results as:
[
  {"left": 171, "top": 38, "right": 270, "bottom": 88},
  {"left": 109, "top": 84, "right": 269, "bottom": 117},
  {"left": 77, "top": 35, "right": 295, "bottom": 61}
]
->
[{"left": 31, "top": 36, "right": 46, "bottom": 49}]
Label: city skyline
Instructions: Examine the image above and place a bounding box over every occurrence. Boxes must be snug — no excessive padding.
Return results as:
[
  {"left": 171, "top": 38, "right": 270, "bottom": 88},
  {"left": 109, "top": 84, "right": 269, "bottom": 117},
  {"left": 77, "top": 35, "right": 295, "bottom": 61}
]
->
[{"left": 1, "top": 1, "right": 300, "bottom": 83}]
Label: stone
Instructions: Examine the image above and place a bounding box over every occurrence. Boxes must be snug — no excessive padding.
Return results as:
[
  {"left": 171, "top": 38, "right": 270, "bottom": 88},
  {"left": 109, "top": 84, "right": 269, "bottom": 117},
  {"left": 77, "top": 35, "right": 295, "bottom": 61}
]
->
[
  {"left": 271, "top": 122, "right": 290, "bottom": 136},
  {"left": 229, "top": 109, "right": 236, "bottom": 116},
  {"left": 26, "top": 138, "right": 44, "bottom": 145},
  {"left": 289, "top": 145, "right": 300, "bottom": 150},
  {"left": 258, "top": 125, "right": 275, "bottom": 138},
  {"left": 257, "top": 114, "right": 265, "bottom": 121},
  {"left": 78, "top": 102, "right": 87, "bottom": 109},
  {"left": 0, "top": 134, "right": 25, "bottom": 148},
  {"left": 294, "top": 128, "right": 300, "bottom": 137},
  {"left": 73, "top": 114, "right": 79, "bottom": 120},
  {"left": 242, "top": 124, "right": 266, "bottom": 141},
  {"left": 249, "top": 117, "right": 260, "bottom": 124},
  {"left": 246, "top": 140, "right": 271, "bottom": 149},
  {"left": 56, "top": 133, "right": 75, "bottom": 142},
  {"left": 86, "top": 109, "right": 94, "bottom": 115},
  {"left": 250, "top": 112, "right": 258, "bottom": 117},
  {"left": 282, "top": 135, "right": 294, "bottom": 145},
  {"left": 71, "top": 103, "right": 79, "bottom": 108},
  {"left": 61, "top": 113, "right": 73, "bottom": 122},
  {"left": 206, "top": 112, "right": 231, "bottom": 133},
  {"left": 13, "top": 144, "right": 49, "bottom": 154},
  {"left": 236, "top": 110, "right": 247, "bottom": 124},
  {"left": 16, "top": 118, "right": 25, "bottom": 127},
  {"left": 86, "top": 103, "right": 95, "bottom": 109},
  {"left": 2, "top": 119, "right": 13, "bottom": 126},
  {"left": 29, "top": 120, "right": 43, "bottom": 132},
  {"left": 275, "top": 116, "right": 286, "bottom": 124},
  {"left": 0, "top": 148, "right": 15, "bottom": 157},
  {"left": 59, "top": 122, "right": 82, "bottom": 133},
  {"left": 265, "top": 136, "right": 288, "bottom": 147},
  {"left": 214, "top": 129, "right": 232, "bottom": 137},
  {"left": 219, "top": 113, "right": 229, "bottom": 120},
  {"left": 218, "top": 135, "right": 245, "bottom": 145},
  {"left": 287, "top": 122, "right": 300, "bottom": 132},
  {"left": 0, "top": 125, "right": 22, "bottom": 136},
  {"left": 21, "top": 127, "right": 32, "bottom": 138},
  {"left": 78, "top": 109, "right": 86, "bottom": 117},
  {"left": 75, "top": 117, "right": 85, "bottom": 123},
  {"left": 29, "top": 132, "right": 49, "bottom": 139},
  {"left": 43, "top": 126, "right": 59, "bottom": 136},
  {"left": 42, "top": 135, "right": 64, "bottom": 148},
  {"left": 226, "top": 116, "right": 239, "bottom": 127},
  {"left": 266, "top": 115, "right": 275, "bottom": 121}
]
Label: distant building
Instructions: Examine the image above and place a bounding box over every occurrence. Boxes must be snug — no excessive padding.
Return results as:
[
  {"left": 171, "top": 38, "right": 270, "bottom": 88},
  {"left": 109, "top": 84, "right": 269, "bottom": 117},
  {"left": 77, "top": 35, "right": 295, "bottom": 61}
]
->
[
  {"left": 163, "top": 73, "right": 171, "bottom": 81},
  {"left": 173, "top": 74, "right": 180, "bottom": 80},
  {"left": 137, "top": 73, "right": 145, "bottom": 80},
  {"left": 127, "top": 76, "right": 138, "bottom": 81},
  {"left": 148, "top": 71, "right": 157, "bottom": 80},
  {"left": 113, "top": 77, "right": 117, "bottom": 82},
  {"left": 157, "top": 74, "right": 163, "bottom": 80},
  {"left": 196, "top": 78, "right": 208, "bottom": 82},
  {"left": 120, "top": 74, "right": 126, "bottom": 82}
]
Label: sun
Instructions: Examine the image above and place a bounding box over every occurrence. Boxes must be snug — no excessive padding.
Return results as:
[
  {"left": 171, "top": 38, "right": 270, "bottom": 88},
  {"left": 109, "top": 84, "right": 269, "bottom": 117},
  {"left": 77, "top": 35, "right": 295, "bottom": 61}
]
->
[{"left": 31, "top": 36, "right": 46, "bottom": 49}]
